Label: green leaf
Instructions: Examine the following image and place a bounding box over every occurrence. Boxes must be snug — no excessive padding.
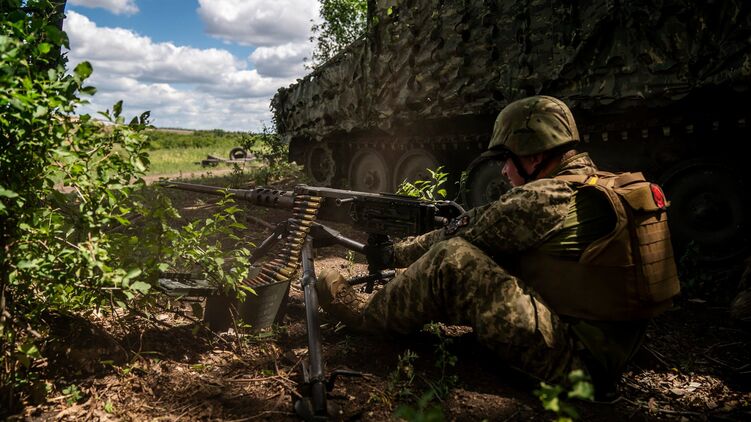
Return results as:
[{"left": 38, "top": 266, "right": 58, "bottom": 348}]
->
[
  {"left": 129, "top": 281, "right": 151, "bottom": 294},
  {"left": 567, "top": 369, "right": 588, "bottom": 383},
  {"left": 124, "top": 268, "right": 142, "bottom": 281},
  {"left": 17, "top": 342, "right": 40, "bottom": 358},
  {"left": 139, "top": 110, "right": 151, "bottom": 125},
  {"left": 0, "top": 187, "right": 19, "bottom": 198},
  {"left": 80, "top": 86, "right": 97, "bottom": 95},
  {"left": 33, "top": 105, "right": 48, "bottom": 118},
  {"left": 113, "top": 100, "right": 123, "bottom": 118},
  {"left": 567, "top": 381, "right": 594, "bottom": 401},
  {"left": 74, "top": 61, "right": 93, "bottom": 80},
  {"left": 103, "top": 400, "right": 114, "bottom": 413},
  {"left": 543, "top": 396, "right": 560, "bottom": 412},
  {"left": 17, "top": 260, "right": 39, "bottom": 270},
  {"left": 239, "top": 284, "right": 257, "bottom": 296},
  {"left": 44, "top": 25, "right": 68, "bottom": 47},
  {"left": 132, "top": 157, "right": 146, "bottom": 172},
  {"left": 37, "top": 43, "right": 51, "bottom": 54}
]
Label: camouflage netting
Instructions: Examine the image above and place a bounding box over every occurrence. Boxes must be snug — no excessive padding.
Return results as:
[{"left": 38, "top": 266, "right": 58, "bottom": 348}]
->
[{"left": 272, "top": 0, "right": 751, "bottom": 142}]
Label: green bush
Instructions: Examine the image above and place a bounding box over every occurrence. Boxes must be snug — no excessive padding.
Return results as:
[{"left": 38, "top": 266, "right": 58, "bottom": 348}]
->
[
  {"left": 0, "top": 2, "right": 158, "bottom": 409},
  {"left": 396, "top": 167, "right": 449, "bottom": 200},
  {"left": 0, "top": 3, "right": 254, "bottom": 412},
  {"left": 0, "top": 3, "right": 264, "bottom": 413}
]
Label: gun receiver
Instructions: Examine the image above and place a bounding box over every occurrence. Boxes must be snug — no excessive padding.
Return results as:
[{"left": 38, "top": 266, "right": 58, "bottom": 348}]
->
[{"left": 161, "top": 181, "right": 466, "bottom": 238}]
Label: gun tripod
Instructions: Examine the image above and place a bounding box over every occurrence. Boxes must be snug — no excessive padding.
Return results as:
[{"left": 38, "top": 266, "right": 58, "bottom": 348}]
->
[{"left": 249, "top": 218, "right": 394, "bottom": 421}]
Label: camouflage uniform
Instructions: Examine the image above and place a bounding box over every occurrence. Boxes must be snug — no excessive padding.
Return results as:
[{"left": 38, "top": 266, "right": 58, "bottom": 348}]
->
[
  {"left": 356, "top": 153, "right": 598, "bottom": 381},
  {"left": 318, "top": 97, "right": 662, "bottom": 392}
]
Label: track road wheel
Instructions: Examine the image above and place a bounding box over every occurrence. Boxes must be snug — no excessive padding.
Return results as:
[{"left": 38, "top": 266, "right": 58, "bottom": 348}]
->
[
  {"left": 461, "top": 157, "right": 511, "bottom": 208},
  {"left": 393, "top": 149, "right": 439, "bottom": 189},
  {"left": 660, "top": 159, "right": 749, "bottom": 264},
  {"left": 304, "top": 143, "right": 336, "bottom": 186},
  {"left": 348, "top": 149, "right": 390, "bottom": 193}
]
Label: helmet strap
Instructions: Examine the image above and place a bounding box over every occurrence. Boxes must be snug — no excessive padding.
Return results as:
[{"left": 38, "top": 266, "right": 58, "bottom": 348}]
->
[
  {"left": 511, "top": 152, "right": 559, "bottom": 183},
  {"left": 509, "top": 154, "right": 533, "bottom": 183}
]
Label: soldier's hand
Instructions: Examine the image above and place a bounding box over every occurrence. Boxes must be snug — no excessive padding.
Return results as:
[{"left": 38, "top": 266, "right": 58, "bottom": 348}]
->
[{"left": 363, "top": 242, "right": 395, "bottom": 270}]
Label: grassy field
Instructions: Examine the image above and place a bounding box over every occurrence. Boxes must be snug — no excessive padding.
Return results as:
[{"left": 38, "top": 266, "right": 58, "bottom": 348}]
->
[
  {"left": 147, "top": 143, "right": 244, "bottom": 175},
  {"left": 145, "top": 129, "right": 253, "bottom": 176}
]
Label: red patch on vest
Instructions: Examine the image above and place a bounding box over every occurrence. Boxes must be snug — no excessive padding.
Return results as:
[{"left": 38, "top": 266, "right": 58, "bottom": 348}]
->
[{"left": 650, "top": 184, "right": 667, "bottom": 209}]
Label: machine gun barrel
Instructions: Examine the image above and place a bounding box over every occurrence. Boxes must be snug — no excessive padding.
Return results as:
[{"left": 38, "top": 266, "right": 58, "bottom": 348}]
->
[
  {"left": 162, "top": 180, "right": 466, "bottom": 238},
  {"left": 161, "top": 180, "right": 295, "bottom": 209}
]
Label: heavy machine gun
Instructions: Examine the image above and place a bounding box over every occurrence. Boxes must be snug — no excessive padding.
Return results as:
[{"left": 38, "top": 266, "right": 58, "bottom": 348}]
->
[{"left": 160, "top": 180, "right": 466, "bottom": 420}]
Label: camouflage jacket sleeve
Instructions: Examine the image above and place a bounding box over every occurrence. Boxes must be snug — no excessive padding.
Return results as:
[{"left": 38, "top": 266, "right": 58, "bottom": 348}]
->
[
  {"left": 393, "top": 203, "right": 491, "bottom": 267},
  {"left": 393, "top": 180, "right": 574, "bottom": 267}
]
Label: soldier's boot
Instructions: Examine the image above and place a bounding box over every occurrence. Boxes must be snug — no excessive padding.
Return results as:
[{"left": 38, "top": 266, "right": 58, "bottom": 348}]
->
[{"left": 315, "top": 269, "right": 367, "bottom": 329}]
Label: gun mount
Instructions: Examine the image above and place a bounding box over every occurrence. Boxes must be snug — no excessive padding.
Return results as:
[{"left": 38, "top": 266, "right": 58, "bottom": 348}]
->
[{"left": 160, "top": 180, "right": 465, "bottom": 420}]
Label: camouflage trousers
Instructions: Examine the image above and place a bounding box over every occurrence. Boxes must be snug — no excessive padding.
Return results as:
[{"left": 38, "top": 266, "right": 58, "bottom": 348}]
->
[{"left": 361, "top": 237, "right": 579, "bottom": 381}]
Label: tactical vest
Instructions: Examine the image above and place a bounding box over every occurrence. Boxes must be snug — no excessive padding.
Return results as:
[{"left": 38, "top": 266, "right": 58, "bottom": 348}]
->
[{"left": 517, "top": 172, "right": 681, "bottom": 321}]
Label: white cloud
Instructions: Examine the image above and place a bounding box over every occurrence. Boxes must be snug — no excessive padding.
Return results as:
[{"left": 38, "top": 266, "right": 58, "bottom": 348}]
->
[
  {"left": 63, "top": 11, "right": 304, "bottom": 131},
  {"left": 65, "top": 12, "right": 243, "bottom": 84},
  {"left": 197, "top": 0, "right": 319, "bottom": 47},
  {"left": 78, "top": 75, "right": 276, "bottom": 130},
  {"left": 250, "top": 43, "right": 310, "bottom": 77},
  {"left": 68, "top": 0, "right": 139, "bottom": 15}
]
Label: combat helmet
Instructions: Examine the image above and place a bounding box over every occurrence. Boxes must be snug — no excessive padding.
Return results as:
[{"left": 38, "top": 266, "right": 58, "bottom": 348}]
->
[{"left": 483, "top": 95, "right": 580, "bottom": 159}]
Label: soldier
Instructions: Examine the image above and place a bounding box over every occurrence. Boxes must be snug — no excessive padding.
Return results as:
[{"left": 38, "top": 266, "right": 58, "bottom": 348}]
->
[{"left": 316, "top": 95, "right": 681, "bottom": 400}]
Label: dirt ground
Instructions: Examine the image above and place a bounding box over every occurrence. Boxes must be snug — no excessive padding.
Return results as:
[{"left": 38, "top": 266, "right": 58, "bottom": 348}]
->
[{"left": 11, "top": 181, "right": 751, "bottom": 421}]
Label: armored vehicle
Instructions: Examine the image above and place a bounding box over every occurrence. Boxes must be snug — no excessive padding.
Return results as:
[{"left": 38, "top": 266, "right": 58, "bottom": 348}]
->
[{"left": 272, "top": 0, "right": 751, "bottom": 263}]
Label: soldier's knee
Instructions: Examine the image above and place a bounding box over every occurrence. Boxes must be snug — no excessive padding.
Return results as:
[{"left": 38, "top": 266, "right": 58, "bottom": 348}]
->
[
  {"left": 430, "top": 237, "right": 479, "bottom": 259},
  {"left": 429, "top": 237, "right": 489, "bottom": 269},
  {"left": 442, "top": 237, "right": 473, "bottom": 249}
]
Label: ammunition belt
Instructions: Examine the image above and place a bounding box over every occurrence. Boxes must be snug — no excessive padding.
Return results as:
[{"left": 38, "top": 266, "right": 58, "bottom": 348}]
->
[{"left": 244, "top": 194, "right": 322, "bottom": 287}]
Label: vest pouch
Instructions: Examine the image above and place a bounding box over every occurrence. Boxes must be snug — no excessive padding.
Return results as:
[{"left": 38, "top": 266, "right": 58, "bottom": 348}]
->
[
  {"left": 621, "top": 184, "right": 663, "bottom": 212},
  {"left": 614, "top": 177, "right": 680, "bottom": 304},
  {"left": 630, "top": 209, "right": 680, "bottom": 303}
]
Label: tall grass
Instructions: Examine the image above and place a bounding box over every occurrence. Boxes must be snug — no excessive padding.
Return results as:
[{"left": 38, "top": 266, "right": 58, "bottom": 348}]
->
[{"left": 145, "top": 129, "right": 254, "bottom": 175}]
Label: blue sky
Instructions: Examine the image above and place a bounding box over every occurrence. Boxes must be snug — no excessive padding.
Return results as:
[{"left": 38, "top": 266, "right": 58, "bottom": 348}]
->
[
  {"left": 64, "top": 0, "right": 320, "bottom": 131},
  {"left": 67, "top": 0, "right": 252, "bottom": 58}
]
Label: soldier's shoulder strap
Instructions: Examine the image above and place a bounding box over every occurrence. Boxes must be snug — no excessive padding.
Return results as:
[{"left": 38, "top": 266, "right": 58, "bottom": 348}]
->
[{"left": 554, "top": 171, "right": 646, "bottom": 189}]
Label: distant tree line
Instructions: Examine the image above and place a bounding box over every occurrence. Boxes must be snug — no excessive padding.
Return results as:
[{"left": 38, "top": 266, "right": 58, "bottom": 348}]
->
[{"left": 145, "top": 129, "right": 250, "bottom": 150}]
